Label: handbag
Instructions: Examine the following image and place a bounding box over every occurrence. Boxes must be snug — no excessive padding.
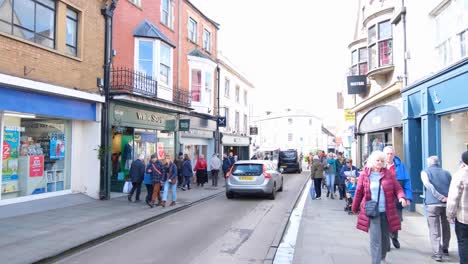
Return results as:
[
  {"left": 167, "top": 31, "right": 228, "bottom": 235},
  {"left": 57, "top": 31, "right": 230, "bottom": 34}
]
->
[
  {"left": 365, "top": 179, "right": 382, "bottom": 218},
  {"left": 123, "top": 181, "right": 133, "bottom": 193}
]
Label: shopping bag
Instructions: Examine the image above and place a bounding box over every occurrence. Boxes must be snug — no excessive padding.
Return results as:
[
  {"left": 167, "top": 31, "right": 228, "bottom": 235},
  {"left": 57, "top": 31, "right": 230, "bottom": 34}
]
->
[
  {"left": 123, "top": 181, "right": 133, "bottom": 193},
  {"left": 309, "top": 180, "right": 315, "bottom": 200},
  {"left": 117, "top": 172, "right": 124, "bottom": 181}
]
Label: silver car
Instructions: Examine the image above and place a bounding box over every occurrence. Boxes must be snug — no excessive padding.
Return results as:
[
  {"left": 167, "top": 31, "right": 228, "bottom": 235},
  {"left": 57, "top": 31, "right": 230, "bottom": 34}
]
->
[{"left": 225, "top": 160, "right": 284, "bottom": 200}]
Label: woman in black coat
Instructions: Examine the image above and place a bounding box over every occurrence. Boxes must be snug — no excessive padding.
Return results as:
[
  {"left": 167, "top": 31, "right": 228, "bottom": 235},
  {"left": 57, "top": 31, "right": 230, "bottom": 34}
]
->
[{"left": 128, "top": 154, "right": 146, "bottom": 202}]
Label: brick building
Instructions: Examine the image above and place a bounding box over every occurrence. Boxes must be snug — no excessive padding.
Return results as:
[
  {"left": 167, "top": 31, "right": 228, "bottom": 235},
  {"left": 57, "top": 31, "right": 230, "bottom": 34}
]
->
[{"left": 0, "top": 0, "right": 106, "bottom": 204}]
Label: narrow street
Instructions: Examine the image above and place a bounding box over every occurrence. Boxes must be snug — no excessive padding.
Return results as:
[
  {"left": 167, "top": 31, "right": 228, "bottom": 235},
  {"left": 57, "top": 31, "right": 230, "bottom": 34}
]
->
[{"left": 55, "top": 173, "right": 308, "bottom": 264}]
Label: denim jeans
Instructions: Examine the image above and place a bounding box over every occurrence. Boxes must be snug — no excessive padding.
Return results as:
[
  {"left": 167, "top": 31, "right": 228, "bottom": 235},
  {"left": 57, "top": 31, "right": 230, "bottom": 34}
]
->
[
  {"left": 456, "top": 219, "right": 468, "bottom": 264},
  {"left": 162, "top": 181, "right": 177, "bottom": 203},
  {"left": 325, "top": 173, "right": 335, "bottom": 194}
]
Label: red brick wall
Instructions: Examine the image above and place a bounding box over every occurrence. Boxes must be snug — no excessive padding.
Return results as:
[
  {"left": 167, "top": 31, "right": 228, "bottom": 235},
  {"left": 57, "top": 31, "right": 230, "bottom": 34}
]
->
[
  {"left": 180, "top": 0, "right": 218, "bottom": 91},
  {"left": 113, "top": 0, "right": 179, "bottom": 90}
]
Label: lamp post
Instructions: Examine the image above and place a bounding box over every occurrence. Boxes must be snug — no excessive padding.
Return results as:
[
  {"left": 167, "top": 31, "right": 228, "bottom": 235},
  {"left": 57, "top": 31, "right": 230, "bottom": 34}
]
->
[{"left": 99, "top": 0, "right": 117, "bottom": 200}]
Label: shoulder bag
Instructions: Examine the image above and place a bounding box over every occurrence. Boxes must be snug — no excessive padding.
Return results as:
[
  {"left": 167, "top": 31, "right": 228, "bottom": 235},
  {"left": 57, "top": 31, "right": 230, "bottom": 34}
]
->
[{"left": 365, "top": 178, "right": 382, "bottom": 218}]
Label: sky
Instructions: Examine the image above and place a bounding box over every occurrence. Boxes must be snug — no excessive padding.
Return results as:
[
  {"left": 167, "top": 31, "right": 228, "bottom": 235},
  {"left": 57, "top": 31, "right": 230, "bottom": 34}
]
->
[{"left": 190, "top": 0, "right": 357, "bottom": 122}]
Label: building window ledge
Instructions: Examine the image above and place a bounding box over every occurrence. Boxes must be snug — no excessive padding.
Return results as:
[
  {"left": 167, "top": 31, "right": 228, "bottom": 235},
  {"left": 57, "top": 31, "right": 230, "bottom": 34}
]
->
[{"left": 367, "top": 64, "right": 394, "bottom": 79}]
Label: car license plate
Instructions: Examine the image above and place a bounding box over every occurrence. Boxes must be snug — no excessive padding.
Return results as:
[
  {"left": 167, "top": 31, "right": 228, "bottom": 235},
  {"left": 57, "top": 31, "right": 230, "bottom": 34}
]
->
[
  {"left": 281, "top": 165, "right": 287, "bottom": 168},
  {"left": 239, "top": 176, "right": 254, "bottom": 181}
]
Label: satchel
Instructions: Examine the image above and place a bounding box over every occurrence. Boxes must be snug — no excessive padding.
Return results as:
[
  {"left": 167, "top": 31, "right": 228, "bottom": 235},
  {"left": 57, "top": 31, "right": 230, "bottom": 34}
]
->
[{"left": 365, "top": 179, "right": 382, "bottom": 218}]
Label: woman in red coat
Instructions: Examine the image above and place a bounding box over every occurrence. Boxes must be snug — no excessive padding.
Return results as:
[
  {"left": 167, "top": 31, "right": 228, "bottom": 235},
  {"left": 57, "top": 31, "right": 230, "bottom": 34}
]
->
[
  {"left": 352, "top": 150, "right": 407, "bottom": 264},
  {"left": 194, "top": 154, "right": 208, "bottom": 187}
]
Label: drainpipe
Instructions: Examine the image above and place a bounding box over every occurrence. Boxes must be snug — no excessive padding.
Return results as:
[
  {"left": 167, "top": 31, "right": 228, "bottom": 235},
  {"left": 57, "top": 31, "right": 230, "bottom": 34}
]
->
[
  {"left": 100, "top": 0, "right": 118, "bottom": 200},
  {"left": 402, "top": 0, "right": 408, "bottom": 87},
  {"left": 216, "top": 65, "right": 221, "bottom": 154}
]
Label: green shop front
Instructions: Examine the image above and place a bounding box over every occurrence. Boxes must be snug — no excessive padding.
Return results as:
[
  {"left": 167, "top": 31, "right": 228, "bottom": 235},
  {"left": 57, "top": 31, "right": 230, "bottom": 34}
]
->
[{"left": 109, "top": 102, "right": 177, "bottom": 192}]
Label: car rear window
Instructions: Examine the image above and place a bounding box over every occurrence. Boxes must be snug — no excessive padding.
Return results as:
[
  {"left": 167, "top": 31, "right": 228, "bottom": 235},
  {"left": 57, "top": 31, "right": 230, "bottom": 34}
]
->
[
  {"left": 280, "top": 151, "right": 297, "bottom": 159},
  {"left": 232, "top": 164, "right": 263, "bottom": 176}
]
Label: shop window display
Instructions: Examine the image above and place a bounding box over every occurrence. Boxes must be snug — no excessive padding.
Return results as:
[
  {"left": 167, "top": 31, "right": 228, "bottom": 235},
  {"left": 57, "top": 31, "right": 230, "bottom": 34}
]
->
[
  {"left": 2, "top": 114, "right": 70, "bottom": 200},
  {"left": 441, "top": 111, "right": 468, "bottom": 175}
]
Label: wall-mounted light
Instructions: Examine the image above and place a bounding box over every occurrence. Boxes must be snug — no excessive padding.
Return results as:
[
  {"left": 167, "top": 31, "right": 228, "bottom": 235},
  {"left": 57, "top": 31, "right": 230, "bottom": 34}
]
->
[{"left": 448, "top": 114, "right": 454, "bottom": 122}]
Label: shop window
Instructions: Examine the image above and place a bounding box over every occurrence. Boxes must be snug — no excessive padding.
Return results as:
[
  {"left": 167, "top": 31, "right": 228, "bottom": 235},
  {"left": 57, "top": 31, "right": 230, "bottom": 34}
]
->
[
  {"left": 191, "top": 69, "right": 202, "bottom": 102},
  {"left": 441, "top": 111, "right": 468, "bottom": 175},
  {"left": 0, "top": 0, "right": 56, "bottom": 49},
  {"left": 2, "top": 114, "right": 70, "bottom": 200}
]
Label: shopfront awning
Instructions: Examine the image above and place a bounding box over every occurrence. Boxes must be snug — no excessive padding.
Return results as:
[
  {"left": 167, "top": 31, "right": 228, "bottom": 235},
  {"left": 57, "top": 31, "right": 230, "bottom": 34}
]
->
[{"left": 359, "top": 105, "right": 402, "bottom": 133}]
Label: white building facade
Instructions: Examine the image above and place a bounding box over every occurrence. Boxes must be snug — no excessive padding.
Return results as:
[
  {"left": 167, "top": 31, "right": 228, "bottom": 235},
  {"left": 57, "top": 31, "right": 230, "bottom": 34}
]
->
[{"left": 217, "top": 54, "right": 254, "bottom": 160}]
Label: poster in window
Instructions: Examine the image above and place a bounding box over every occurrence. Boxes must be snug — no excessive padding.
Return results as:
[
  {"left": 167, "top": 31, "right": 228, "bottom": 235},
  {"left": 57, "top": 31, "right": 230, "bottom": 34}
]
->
[
  {"left": 29, "top": 155, "right": 44, "bottom": 177},
  {"left": 157, "top": 142, "right": 165, "bottom": 160},
  {"left": 50, "top": 132, "right": 65, "bottom": 159},
  {"left": 2, "top": 128, "right": 20, "bottom": 194}
]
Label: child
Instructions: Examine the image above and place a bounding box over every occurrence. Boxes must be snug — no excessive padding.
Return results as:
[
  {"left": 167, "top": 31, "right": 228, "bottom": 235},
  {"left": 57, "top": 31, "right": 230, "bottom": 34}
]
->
[{"left": 344, "top": 176, "right": 357, "bottom": 214}]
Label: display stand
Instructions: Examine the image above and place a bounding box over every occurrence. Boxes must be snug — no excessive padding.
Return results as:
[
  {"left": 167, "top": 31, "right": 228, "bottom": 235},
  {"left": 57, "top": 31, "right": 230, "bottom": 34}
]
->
[
  {"left": 45, "top": 169, "right": 64, "bottom": 192},
  {"left": 18, "top": 156, "right": 46, "bottom": 195}
]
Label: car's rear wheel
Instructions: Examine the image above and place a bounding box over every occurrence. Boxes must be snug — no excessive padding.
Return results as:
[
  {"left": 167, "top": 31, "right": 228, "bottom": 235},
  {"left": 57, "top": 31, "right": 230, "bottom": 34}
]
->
[
  {"left": 269, "top": 184, "right": 276, "bottom": 200},
  {"left": 226, "top": 192, "right": 234, "bottom": 199},
  {"left": 277, "top": 178, "right": 284, "bottom": 192}
]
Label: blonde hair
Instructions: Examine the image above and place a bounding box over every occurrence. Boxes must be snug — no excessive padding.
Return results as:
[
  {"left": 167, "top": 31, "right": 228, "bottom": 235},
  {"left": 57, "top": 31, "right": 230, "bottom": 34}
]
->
[{"left": 366, "top": 150, "right": 387, "bottom": 168}]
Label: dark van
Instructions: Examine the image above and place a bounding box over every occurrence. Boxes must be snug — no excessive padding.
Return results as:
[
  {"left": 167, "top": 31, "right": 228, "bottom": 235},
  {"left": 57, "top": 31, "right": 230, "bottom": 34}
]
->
[{"left": 278, "top": 149, "right": 302, "bottom": 173}]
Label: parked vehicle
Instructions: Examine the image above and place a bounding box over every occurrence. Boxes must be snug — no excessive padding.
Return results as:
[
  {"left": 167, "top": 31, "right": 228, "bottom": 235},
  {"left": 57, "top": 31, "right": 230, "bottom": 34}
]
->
[
  {"left": 225, "top": 160, "right": 284, "bottom": 200},
  {"left": 278, "top": 149, "right": 302, "bottom": 173}
]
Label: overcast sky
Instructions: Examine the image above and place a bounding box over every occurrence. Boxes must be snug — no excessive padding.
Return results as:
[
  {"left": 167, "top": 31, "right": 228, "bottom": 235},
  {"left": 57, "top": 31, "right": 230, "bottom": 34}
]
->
[{"left": 190, "top": 0, "right": 357, "bottom": 121}]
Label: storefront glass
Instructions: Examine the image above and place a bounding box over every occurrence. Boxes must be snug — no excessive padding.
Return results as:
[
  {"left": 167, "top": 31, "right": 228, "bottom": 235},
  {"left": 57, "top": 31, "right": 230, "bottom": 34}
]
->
[
  {"left": 157, "top": 131, "right": 175, "bottom": 160},
  {"left": 1, "top": 112, "right": 71, "bottom": 200},
  {"left": 441, "top": 110, "right": 468, "bottom": 174},
  {"left": 184, "top": 144, "right": 207, "bottom": 167}
]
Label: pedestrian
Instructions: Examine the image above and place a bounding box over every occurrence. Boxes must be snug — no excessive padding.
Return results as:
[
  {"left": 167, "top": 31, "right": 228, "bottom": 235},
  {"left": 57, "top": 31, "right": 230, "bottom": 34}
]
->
[
  {"left": 174, "top": 152, "right": 184, "bottom": 188},
  {"left": 128, "top": 154, "right": 146, "bottom": 202},
  {"left": 310, "top": 155, "right": 324, "bottom": 199},
  {"left": 194, "top": 154, "right": 208, "bottom": 187},
  {"left": 383, "top": 146, "right": 413, "bottom": 249},
  {"left": 335, "top": 152, "right": 346, "bottom": 200},
  {"left": 323, "top": 153, "right": 337, "bottom": 199},
  {"left": 307, "top": 152, "right": 313, "bottom": 170},
  {"left": 340, "top": 158, "right": 359, "bottom": 179},
  {"left": 143, "top": 154, "right": 156, "bottom": 208},
  {"left": 222, "top": 153, "right": 233, "bottom": 177},
  {"left": 345, "top": 176, "right": 357, "bottom": 214},
  {"left": 229, "top": 152, "right": 236, "bottom": 165},
  {"left": 447, "top": 151, "right": 468, "bottom": 264},
  {"left": 161, "top": 156, "right": 178, "bottom": 207},
  {"left": 210, "top": 153, "right": 222, "bottom": 187},
  {"left": 351, "top": 150, "right": 407, "bottom": 264},
  {"left": 147, "top": 154, "right": 164, "bottom": 207},
  {"left": 181, "top": 154, "right": 193, "bottom": 191},
  {"left": 421, "top": 155, "right": 452, "bottom": 262}
]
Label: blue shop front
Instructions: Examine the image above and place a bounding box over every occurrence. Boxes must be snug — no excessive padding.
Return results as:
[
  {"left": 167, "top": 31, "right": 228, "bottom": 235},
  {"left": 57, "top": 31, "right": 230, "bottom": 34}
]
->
[{"left": 402, "top": 58, "right": 468, "bottom": 203}]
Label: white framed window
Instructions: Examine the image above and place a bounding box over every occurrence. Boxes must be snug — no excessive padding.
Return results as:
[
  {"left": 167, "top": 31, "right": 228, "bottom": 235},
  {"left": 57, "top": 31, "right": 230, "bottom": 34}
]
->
[
  {"left": 243, "top": 114, "right": 248, "bottom": 134},
  {"left": 288, "top": 118, "right": 293, "bottom": 125},
  {"left": 288, "top": 133, "right": 293, "bottom": 142},
  {"left": 191, "top": 69, "right": 202, "bottom": 102},
  {"left": 225, "top": 107, "right": 230, "bottom": 128},
  {"left": 460, "top": 29, "right": 468, "bottom": 58},
  {"left": 161, "top": 0, "right": 175, "bottom": 29},
  {"left": 350, "top": 47, "right": 368, "bottom": 75},
  {"left": 188, "top": 18, "right": 197, "bottom": 43},
  {"left": 224, "top": 78, "right": 230, "bottom": 97},
  {"left": 66, "top": 8, "right": 78, "bottom": 56},
  {"left": 160, "top": 43, "right": 171, "bottom": 85},
  {"left": 235, "top": 86, "right": 240, "bottom": 103},
  {"left": 203, "top": 29, "right": 211, "bottom": 52},
  {"left": 235, "top": 111, "right": 240, "bottom": 132},
  {"left": 368, "top": 20, "right": 392, "bottom": 70},
  {"left": 243, "top": 90, "right": 247, "bottom": 106},
  {"left": 134, "top": 38, "right": 173, "bottom": 86},
  {"left": 205, "top": 71, "right": 213, "bottom": 105}
]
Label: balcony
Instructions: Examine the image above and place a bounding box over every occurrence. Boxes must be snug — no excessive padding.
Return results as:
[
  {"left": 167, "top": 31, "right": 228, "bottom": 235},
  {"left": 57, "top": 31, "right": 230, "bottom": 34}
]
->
[
  {"left": 173, "top": 88, "right": 191, "bottom": 108},
  {"left": 111, "top": 67, "right": 157, "bottom": 98}
]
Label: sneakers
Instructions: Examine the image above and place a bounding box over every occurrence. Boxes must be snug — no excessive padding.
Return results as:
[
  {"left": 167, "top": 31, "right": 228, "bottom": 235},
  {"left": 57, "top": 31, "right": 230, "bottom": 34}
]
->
[
  {"left": 315, "top": 197, "right": 321, "bottom": 200},
  {"left": 391, "top": 237, "right": 400, "bottom": 249},
  {"left": 431, "top": 255, "right": 442, "bottom": 262}
]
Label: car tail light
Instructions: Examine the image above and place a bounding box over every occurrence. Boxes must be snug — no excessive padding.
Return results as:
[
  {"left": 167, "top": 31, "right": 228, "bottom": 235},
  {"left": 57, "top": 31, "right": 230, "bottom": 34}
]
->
[{"left": 263, "top": 165, "right": 271, "bottom": 179}]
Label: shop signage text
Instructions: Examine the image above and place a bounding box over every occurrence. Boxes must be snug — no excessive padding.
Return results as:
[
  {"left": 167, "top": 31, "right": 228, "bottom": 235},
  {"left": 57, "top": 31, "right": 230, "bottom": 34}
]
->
[
  {"left": 136, "top": 112, "right": 163, "bottom": 124},
  {"left": 347, "top": 75, "right": 367, "bottom": 94},
  {"left": 179, "top": 119, "right": 190, "bottom": 131},
  {"left": 344, "top": 109, "right": 355, "bottom": 122}
]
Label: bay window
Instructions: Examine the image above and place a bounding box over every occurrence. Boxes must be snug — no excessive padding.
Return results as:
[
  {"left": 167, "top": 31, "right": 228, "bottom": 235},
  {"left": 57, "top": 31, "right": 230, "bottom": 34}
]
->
[
  {"left": 368, "top": 21, "right": 392, "bottom": 70},
  {"left": 160, "top": 43, "right": 171, "bottom": 85},
  {"left": 135, "top": 38, "right": 173, "bottom": 88},
  {"left": 350, "top": 47, "right": 368, "bottom": 75},
  {"left": 205, "top": 72, "right": 213, "bottom": 104},
  {"left": 191, "top": 69, "right": 201, "bottom": 102}
]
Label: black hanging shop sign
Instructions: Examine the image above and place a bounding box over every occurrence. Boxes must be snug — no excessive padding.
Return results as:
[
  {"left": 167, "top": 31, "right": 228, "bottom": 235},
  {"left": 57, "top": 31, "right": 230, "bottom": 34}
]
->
[{"left": 347, "top": 75, "right": 367, "bottom": 94}]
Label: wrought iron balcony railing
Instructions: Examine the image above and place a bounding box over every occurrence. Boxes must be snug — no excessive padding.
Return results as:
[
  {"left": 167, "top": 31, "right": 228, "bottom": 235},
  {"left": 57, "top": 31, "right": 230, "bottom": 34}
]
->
[
  {"left": 110, "top": 67, "right": 157, "bottom": 98},
  {"left": 173, "top": 88, "right": 192, "bottom": 108}
]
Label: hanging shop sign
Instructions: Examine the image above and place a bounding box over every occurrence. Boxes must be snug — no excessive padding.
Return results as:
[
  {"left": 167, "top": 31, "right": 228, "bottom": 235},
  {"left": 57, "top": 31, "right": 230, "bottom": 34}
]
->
[
  {"left": 347, "top": 75, "right": 367, "bottom": 94},
  {"left": 179, "top": 119, "right": 190, "bottom": 131},
  {"left": 249, "top": 127, "right": 258, "bottom": 135}
]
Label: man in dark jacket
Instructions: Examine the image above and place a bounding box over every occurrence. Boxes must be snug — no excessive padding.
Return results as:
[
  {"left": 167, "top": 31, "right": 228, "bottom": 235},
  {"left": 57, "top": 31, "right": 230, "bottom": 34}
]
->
[
  {"left": 335, "top": 152, "right": 346, "bottom": 200},
  {"left": 222, "top": 153, "right": 233, "bottom": 177},
  {"left": 174, "top": 152, "right": 184, "bottom": 188},
  {"left": 384, "top": 146, "right": 413, "bottom": 249},
  {"left": 128, "top": 154, "right": 146, "bottom": 202},
  {"left": 181, "top": 154, "right": 193, "bottom": 191}
]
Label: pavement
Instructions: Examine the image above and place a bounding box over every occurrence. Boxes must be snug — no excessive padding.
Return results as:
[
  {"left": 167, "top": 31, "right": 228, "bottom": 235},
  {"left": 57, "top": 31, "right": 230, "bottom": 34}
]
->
[
  {"left": 0, "top": 184, "right": 225, "bottom": 264},
  {"left": 292, "top": 186, "right": 461, "bottom": 264}
]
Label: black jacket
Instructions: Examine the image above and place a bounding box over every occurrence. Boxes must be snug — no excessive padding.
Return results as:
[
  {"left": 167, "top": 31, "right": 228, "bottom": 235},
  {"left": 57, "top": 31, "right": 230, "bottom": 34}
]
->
[{"left": 129, "top": 159, "right": 145, "bottom": 183}]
